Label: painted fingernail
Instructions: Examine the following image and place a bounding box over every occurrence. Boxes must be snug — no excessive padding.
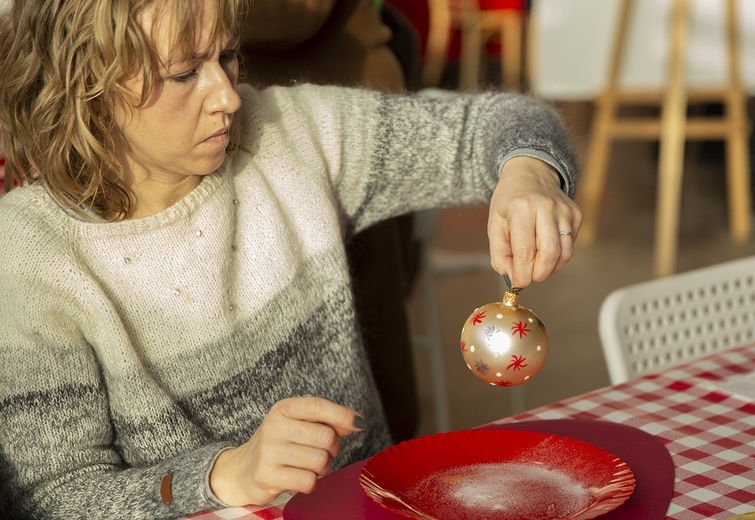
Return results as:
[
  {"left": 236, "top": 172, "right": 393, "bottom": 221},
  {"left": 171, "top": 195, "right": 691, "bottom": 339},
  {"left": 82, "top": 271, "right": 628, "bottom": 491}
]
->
[{"left": 353, "top": 415, "right": 366, "bottom": 429}]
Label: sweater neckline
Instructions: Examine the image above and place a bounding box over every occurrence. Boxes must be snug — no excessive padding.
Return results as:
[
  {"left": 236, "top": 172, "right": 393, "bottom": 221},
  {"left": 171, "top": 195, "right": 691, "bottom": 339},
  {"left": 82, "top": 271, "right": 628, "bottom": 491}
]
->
[{"left": 41, "top": 164, "right": 228, "bottom": 233}]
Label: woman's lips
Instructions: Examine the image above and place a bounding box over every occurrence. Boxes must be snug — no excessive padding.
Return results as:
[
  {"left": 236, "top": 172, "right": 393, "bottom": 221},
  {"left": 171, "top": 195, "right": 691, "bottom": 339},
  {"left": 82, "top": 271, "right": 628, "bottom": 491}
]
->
[{"left": 203, "top": 129, "right": 229, "bottom": 146}]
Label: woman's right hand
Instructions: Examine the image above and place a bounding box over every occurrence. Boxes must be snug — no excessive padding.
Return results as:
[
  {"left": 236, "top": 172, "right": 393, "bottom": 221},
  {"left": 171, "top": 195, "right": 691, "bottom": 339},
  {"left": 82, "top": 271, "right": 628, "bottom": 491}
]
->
[{"left": 208, "top": 396, "right": 366, "bottom": 506}]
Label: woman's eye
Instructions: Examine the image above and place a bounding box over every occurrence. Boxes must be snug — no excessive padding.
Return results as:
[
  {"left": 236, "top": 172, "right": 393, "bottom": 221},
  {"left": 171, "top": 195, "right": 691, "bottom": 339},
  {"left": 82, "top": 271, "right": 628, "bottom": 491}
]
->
[
  {"left": 220, "top": 49, "right": 238, "bottom": 64},
  {"left": 169, "top": 70, "right": 198, "bottom": 84}
]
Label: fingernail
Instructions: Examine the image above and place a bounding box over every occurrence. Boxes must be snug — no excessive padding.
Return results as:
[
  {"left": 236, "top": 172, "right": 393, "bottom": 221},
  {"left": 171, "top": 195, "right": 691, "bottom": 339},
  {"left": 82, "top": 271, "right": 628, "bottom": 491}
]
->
[{"left": 353, "top": 415, "right": 366, "bottom": 429}]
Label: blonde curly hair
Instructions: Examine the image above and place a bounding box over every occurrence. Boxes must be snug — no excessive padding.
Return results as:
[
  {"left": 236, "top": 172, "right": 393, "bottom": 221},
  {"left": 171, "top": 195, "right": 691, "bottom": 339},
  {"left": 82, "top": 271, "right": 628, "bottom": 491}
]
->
[{"left": 0, "top": 0, "right": 241, "bottom": 220}]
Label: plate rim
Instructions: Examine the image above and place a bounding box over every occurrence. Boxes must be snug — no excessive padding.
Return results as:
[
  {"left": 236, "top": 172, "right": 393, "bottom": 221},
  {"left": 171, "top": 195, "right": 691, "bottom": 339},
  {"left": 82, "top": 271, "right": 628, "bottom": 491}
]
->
[{"left": 359, "top": 427, "right": 636, "bottom": 520}]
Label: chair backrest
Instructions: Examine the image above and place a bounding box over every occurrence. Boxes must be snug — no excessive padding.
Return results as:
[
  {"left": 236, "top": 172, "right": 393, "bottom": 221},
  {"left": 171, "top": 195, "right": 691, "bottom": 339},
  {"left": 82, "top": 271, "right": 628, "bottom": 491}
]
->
[{"left": 598, "top": 255, "right": 755, "bottom": 385}]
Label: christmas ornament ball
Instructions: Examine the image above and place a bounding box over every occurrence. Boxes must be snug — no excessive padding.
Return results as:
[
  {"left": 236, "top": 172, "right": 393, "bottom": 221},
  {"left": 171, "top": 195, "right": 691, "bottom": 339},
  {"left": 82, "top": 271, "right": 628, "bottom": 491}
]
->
[{"left": 460, "top": 290, "right": 548, "bottom": 386}]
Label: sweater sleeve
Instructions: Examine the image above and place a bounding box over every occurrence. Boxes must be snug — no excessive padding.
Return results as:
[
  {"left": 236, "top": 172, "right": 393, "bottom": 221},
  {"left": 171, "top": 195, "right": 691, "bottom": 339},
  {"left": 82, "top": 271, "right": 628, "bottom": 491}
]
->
[
  {"left": 241, "top": 83, "right": 578, "bottom": 236},
  {"left": 0, "top": 198, "right": 231, "bottom": 519}
]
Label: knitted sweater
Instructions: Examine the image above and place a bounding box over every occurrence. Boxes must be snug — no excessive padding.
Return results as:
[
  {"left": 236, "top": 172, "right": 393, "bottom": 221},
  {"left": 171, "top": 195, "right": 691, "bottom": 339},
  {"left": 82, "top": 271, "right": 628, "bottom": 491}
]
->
[{"left": 0, "top": 83, "right": 577, "bottom": 519}]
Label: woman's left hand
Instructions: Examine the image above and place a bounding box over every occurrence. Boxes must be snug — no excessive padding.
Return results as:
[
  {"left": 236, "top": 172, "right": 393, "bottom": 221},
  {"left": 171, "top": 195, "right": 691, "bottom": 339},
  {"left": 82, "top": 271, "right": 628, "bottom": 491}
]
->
[{"left": 488, "top": 156, "right": 582, "bottom": 288}]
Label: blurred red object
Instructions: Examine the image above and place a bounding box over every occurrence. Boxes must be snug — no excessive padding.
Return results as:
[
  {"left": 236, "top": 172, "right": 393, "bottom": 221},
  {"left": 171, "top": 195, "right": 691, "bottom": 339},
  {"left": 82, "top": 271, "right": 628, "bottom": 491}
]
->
[
  {"left": 386, "top": 0, "right": 431, "bottom": 56},
  {"left": 387, "top": 0, "right": 524, "bottom": 59}
]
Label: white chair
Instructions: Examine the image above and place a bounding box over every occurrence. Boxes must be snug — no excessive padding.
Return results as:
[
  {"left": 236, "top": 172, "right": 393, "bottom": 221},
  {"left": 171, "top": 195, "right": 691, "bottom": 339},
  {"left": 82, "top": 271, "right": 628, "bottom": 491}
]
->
[
  {"left": 411, "top": 209, "right": 526, "bottom": 433},
  {"left": 598, "top": 255, "right": 755, "bottom": 385}
]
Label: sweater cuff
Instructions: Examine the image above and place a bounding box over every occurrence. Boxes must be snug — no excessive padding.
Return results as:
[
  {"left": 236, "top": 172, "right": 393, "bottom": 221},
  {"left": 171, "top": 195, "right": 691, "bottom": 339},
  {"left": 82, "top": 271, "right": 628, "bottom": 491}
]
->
[
  {"left": 499, "top": 148, "right": 573, "bottom": 197},
  {"left": 203, "top": 445, "right": 236, "bottom": 508},
  {"left": 157, "top": 441, "right": 237, "bottom": 515}
]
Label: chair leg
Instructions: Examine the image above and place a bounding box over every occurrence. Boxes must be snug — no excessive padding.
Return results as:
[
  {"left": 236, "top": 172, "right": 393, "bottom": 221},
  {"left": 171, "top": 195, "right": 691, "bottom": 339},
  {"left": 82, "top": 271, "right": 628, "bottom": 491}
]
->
[
  {"left": 576, "top": 94, "right": 617, "bottom": 244},
  {"left": 417, "top": 251, "right": 452, "bottom": 433},
  {"left": 459, "top": 19, "right": 483, "bottom": 90},
  {"left": 500, "top": 13, "right": 523, "bottom": 89},
  {"left": 653, "top": 0, "right": 690, "bottom": 278},
  {"left": 422, "top": 0, "right": 452, "bottom": 88},
  {"left": 575, "top": 0, "right": 634, "bottom": 244},
  {"left": 725, "top": 106, "right": 752, "bottom": 243},
  {"left": 724, "top": 0, "right": 751, "bottom": 243},
  {"left": 654, "top": 110, "right": 686, "bottom": 278}
]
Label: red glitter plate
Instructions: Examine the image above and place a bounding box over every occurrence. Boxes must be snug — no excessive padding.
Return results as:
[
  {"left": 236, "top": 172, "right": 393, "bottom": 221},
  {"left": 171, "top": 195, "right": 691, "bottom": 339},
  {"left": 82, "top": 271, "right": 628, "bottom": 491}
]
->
[{"left": 359, "top": 429, "right": 635, "bottom": 520}]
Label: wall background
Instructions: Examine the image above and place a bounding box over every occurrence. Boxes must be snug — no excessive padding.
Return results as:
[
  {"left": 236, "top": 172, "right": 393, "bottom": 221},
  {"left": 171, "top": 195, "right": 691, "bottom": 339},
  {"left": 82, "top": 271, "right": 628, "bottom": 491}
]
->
[{"left": 531, "top": 0, "right": 755, "bottom": 99}]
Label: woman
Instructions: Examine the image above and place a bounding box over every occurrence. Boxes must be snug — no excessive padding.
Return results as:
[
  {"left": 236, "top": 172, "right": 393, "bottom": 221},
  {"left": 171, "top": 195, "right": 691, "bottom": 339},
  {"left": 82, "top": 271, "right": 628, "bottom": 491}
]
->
[{"left": 0, "top": 0, "right": 581, "bottom": 518}]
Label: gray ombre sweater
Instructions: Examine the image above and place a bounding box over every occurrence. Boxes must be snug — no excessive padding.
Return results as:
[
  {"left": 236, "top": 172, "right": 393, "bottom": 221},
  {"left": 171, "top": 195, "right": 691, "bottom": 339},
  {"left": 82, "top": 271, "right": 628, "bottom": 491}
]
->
[{"left": 0, "top": 83, "right": 577, "bottom": 519}]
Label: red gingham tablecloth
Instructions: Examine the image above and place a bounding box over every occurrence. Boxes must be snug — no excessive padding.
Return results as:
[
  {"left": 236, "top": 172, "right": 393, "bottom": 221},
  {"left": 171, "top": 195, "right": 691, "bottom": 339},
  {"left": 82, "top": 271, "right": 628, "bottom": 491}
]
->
[
  {"left": 186, "top": 344, "right": 755, "bottom": 520},
  {"left": 499, "top": 343, "right": 755, "bottom": 520}
]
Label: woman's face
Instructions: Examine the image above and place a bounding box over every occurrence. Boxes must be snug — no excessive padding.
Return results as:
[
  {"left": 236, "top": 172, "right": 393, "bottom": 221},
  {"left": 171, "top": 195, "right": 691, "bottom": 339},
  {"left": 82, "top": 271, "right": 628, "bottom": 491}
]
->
[{"left": 115, "top": 1, "right": 241, "bottom": 188}]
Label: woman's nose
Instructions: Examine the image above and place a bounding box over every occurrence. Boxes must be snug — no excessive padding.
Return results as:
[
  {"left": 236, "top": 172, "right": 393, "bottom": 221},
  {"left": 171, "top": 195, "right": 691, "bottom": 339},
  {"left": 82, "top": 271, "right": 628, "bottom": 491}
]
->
[{"left": 204, "top": 63, "right": 241, "bottom": 115}]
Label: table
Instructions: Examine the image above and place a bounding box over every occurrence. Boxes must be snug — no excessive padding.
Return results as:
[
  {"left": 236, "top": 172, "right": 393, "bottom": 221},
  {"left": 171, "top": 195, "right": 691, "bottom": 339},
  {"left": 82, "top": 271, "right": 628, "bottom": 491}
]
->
[{"left": 186, "top": 343, "right": 755, "bottom": 519}]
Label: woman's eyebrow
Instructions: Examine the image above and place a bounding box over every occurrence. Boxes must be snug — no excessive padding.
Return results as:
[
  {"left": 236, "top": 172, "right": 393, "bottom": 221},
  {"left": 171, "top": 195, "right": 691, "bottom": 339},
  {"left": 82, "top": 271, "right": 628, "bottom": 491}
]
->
[
  {"left": 187, "top": 34, "right": 240, "bottom": 60},
  {"left": 163, "top": 33, "right": 241, "bottom": 70}
]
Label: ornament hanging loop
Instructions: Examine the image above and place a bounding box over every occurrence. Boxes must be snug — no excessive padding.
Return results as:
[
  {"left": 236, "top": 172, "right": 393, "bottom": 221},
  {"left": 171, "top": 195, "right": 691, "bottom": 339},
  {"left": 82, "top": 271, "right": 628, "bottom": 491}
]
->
[{"left": 503, "top": 273, "right": 521, "bottom": 292}]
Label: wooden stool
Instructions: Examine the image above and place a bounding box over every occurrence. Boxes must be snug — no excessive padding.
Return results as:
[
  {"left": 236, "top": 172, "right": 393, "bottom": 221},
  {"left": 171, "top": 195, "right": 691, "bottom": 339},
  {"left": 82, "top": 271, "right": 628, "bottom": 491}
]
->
[
  {"left": 423, "top": 0, "right": 524, "bottom": 90},
  {"left": 576, "top": 0, "right": 751, "bottom": 277}
]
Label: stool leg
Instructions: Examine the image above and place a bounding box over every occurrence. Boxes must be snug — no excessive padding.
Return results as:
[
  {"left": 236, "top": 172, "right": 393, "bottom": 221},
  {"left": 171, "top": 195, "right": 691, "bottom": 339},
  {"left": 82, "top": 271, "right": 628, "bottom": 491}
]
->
[
  {"left": 654, "top": 0, "right": 690, "bottom": 278},
  {"left": 576, "top": 0, "right": 634, "bottom": 244},
  {"left": 724, "top": 0, "right": 751, "bottom": 242}
]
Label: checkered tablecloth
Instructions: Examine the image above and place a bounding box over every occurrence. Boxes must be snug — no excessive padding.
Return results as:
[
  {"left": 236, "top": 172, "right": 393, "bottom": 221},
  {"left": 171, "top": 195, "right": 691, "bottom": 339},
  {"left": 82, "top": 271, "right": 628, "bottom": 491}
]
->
[
  {"left": 186, "top": 344, "right": 755, "bottom": 520},
  {"left": 498, "top": 343, "right": 755, "bottom": 520}
]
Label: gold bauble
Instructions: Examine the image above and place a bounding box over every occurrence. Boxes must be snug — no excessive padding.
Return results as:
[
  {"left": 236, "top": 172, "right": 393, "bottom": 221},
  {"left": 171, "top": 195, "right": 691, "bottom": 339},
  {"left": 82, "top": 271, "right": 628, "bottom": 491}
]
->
[{"left": 460, "top": 290, "right": 548, "bottom": 386}]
